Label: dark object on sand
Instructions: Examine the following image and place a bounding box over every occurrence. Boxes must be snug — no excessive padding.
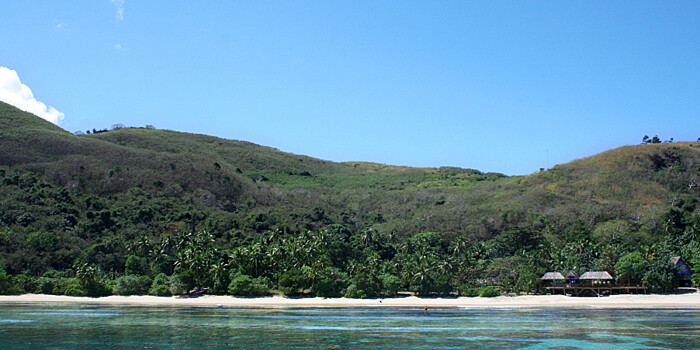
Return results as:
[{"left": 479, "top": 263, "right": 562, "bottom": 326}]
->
[{"left": 188, "top": 288, "right": 210, "bottom": 296}]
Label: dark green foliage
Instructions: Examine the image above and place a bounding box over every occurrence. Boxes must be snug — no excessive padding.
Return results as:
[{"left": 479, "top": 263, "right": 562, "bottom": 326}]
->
[
  {"left": 278, "top": 267, "right": 313, "bottom": 296},
  {"left": 644, "top": 258, "right": 680, "bottom": 292},
  {"left": 379, "top": 274, "right": 401, "bottom": 296},
  {"left": 515, "top": 271, "right": 540, "bottom": 294},
  {"left": 168, "top": 273, "right": 189, "bottom": 295},
  {"left": 73, "top": 259, "right": 112, "bottom": 297},
  {"left": 62, "top": 278, "right": 87, "bottom": 296},
  {"left": 457, "top": 284, "right": 479, "bottom": 297},
  {"left": 642, "top": 135, "right": 662, "bottom": 144},
  {"left": 172, "top": 270, "right": 197, "bottom": 293},
  {"left": 125, "top": 255, "right": 148, "bottom": 276},
  {"left": 614, "top": 252, "right": 649, "bottom": 285},
  {"left": 83, "top": 278, "right": 112, "bottom": 297},
  {"left": 149, "top": 285, "right": 171, "bottom": 296},
  {"left": 0, "top": 269, "right": 22, "bottom": 295},
  {"left": 314, "top": 267, "right": 348, "bottom": 298},
  {"left": 227, "top": 273, "right": 271, "bottom": 296},
  {"left": 345, "top": 270, "right": 382, "bottom": 299},
  {"left": 113, "top": 275, "right": 152, "bottom": 295},
  {"left": 148, "top": 273, "right": 172, "bottom": 296},
  {"left": 34, "top": 277, "right": 55, "bottom": 294},
  {"left": 478, "top": 286, "right": 500, "bottom": 297}
]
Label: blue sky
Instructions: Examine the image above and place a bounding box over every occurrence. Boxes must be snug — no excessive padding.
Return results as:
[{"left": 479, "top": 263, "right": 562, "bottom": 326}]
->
[{"left": 1, "top": 1, "right": 698, "bottom": 175}]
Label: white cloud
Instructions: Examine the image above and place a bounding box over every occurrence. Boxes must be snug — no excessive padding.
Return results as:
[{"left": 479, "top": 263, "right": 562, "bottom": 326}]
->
[
  {"left": 110, "top": 0, "right": 125, "bottom": 21},
  {"left": 53, "top": 20, "right": 71, "bottom": 31},
  {"left": 0, "top": 67, "right": 64, "bottom": 124},
  {"left": 114, "top": 43, "right": 128, "bottom": 51}
]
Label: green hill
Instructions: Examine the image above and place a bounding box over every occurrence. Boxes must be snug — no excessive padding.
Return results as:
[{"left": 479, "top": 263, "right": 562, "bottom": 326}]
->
[{"left": 0, "top": 100, "right": 698, "bottom": 296}]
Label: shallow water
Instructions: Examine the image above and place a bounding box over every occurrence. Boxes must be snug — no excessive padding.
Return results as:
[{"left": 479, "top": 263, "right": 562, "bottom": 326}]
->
[{"left": 0, "top": 304, "right": 698, "bottom": 349}]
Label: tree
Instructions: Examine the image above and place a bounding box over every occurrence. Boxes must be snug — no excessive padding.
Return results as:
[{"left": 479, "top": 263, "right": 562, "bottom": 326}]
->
[
  {"left": 478, "top": 286, "right": 500, "bottom": 297},
  {"left": 227, "top": 273, "right": 270, "bottom": 296},
  {"left": 278, "top": 266, "right": 314, "bottom": 296},
  {"left": 345, "top": 270, "right": 381, "bottom": 298},
  {"left": 113, "top": 275, "right": 152, "bottom": 295},
  {"left": 73, "top": 259, "right": 111, "bottom": 297},
  {"left": 148, "top": 273, "right": 172, "bottom": 296},
  {"left": 614, "top": 252, "right": 648, "bottom": 285},
  {"left": 644, "top": 258, "right": 679, "bottom": 292},
  {"left": 125, "top": 255, "right": 148, "bottom": 276},
  {"left": 314, "top": 267, "right": 348, "bottom": 297},
  {"left": 642, "top": 135, "right": 662, "bottom": 144}
]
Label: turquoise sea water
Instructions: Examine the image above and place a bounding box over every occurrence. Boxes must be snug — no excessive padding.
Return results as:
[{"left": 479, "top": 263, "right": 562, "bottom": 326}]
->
[{"left": 0, "top": 304, "right": 698, "bottom": 349}]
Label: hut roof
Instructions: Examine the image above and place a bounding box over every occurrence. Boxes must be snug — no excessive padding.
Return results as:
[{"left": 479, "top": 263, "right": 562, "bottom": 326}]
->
[
  {"left": 565, "top": 270, "right": 579, "bottom": 279},
  {"left": 541, "top": 272, "right": 565, "bottom": 280},
  {"left": 580, "top": 271, "right": 613, "bottom": 280},
  {"left": 670, "top": 256, "right": 682, "bottom": 265}
]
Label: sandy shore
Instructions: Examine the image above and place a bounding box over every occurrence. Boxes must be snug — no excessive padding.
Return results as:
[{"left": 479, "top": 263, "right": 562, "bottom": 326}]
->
[{"left": 1, "top": 291, "right": 699, "bottom": 309}]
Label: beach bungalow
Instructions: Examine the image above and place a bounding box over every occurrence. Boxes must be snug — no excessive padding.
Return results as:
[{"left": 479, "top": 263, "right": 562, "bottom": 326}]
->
[
  {"left": 671, "top": 256, "right": 693, "bottom": 287},
  {"left": 541, "top": 272, "right": 565, "bottom": 284},
  {"left": 545, "top": 270, "right": 646, "bottom": 296},
  {"left": 565, "top": 270, "right": 579, "bottom": 284},
  {"left": 541, "top": 272, "right": 565, "bottom": 280},
  {"left": 579, "top": 271, "right": 613, "bottom": 285},
  {"left": 579, "top": 271, "right": 614, "bottom": 296},
  {"left": 541, "top": 272, "right": 566, "bottom": 294}
]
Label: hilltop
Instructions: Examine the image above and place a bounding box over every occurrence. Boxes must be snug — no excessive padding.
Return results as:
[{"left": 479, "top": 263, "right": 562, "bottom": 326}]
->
[{"left": 0, "top": 101, "right": 698, "bottom": 297}]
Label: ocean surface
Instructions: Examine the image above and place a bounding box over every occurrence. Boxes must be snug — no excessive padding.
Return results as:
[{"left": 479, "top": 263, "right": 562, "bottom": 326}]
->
[{"left": 0, "top": 304, "right": 698, "bottom": 349}]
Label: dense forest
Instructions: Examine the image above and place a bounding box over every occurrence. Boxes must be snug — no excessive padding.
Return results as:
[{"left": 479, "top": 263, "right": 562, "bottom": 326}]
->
[{"left": 1, "top": 101, "right": 698, "bottom": 297}]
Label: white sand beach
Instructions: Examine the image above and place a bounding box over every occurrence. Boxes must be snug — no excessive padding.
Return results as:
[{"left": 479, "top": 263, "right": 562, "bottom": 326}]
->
[{"left": 1, "top": 291, "right": 699, "bottom": 309}]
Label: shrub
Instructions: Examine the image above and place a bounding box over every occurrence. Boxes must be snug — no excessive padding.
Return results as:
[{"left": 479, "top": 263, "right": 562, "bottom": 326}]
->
[
  {"left": 615, "top": 252, "right": 649, "bottom": 285},
  {"left": 62, "top": 278, "right": 86, "bottom": 296},
  {"left": 57, "top": 275, "right": 110, "bottom": 297},
  {"left": 644, "top": 258, "right": 679, "bottom": 292},
  {"left": 228, "top": 274, "right": 270, "bottom": 296},
  {"left": 125, "top": 255, "right": 149, "bottom": 276},
  {"left": 148, "top": 273, "right": 172, "bottom": 296},
  {"left": 458, "top": 284, "right": 479, "bottom": 297},
  {"left": 314, "top": 267, "right": 347, "bottom": 298},
  {"left": 431, "top": 274, "right": 453, "bottom": 295},
  {"left": 278, "top": 268, "right": 313, "bottom": 296},
  {"left": 344, "top": 271, "right": 381, "bottom": 299},
  {"left": 515, "top": 271, "right": 540, "bottom": 294},
  {"left": 343, "top": 284, "right": 362, "bottom": 299},
  {"left": 11, "top": 274, "right": 35, "bottom": 294},
  {"left": 0, "top": 269, "right": 23, "bottom": 295},
  {"left": 149, "top": 284, "right": 172, "bottom": 296},
  {"left": 169, "top": 274, "right": 189, "bottom": 295},
  {"left": 478, "top": 286, "right": 500, "bottom": 297},
  {"left": 34, "top": 277, "right": 55, "bottom": 294},
  {"left": 379, "top": 274, "right": 401, "bottom": 296},
  {"left": 83, "top": 279, "right": 112, "bottom": 297},
  {"left": 113, "top": 275, "right": 152, "bottom": 295}
]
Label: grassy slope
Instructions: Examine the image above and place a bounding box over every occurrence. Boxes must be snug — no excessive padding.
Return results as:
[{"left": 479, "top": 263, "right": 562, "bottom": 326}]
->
[
  {"left": 91, "top": 127, "right": 502, "bottom": 193},
  {"left": 526, "top": 142, "right": 699, "bottom": 207},
  {"left": 0, "top": 102, "right": 265, "bottom": 208}
]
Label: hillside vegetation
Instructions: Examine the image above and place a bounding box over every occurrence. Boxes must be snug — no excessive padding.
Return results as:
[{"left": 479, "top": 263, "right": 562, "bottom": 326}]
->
[{"left": 0, "top": 101, "right": 698, "bottom": 297}]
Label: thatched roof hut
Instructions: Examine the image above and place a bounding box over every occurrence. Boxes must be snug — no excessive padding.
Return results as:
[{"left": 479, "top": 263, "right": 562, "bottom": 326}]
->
[
  {"left": 565, "top": 270, "right": 579, "bottom": 282},
  {"left": 541, "top": 272, "right": 565, "bottom": 280},
  {"left": 671, "top": 256, "right": 693, "bottom": 285},
  {"left": 579, "top": 271, "right": 613, "bottom": 280}
]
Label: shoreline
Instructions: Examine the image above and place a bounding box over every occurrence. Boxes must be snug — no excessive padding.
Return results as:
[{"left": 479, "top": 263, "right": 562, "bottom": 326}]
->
[{"left": 1, "top": 291, "right": 699, "bottom": 309}]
